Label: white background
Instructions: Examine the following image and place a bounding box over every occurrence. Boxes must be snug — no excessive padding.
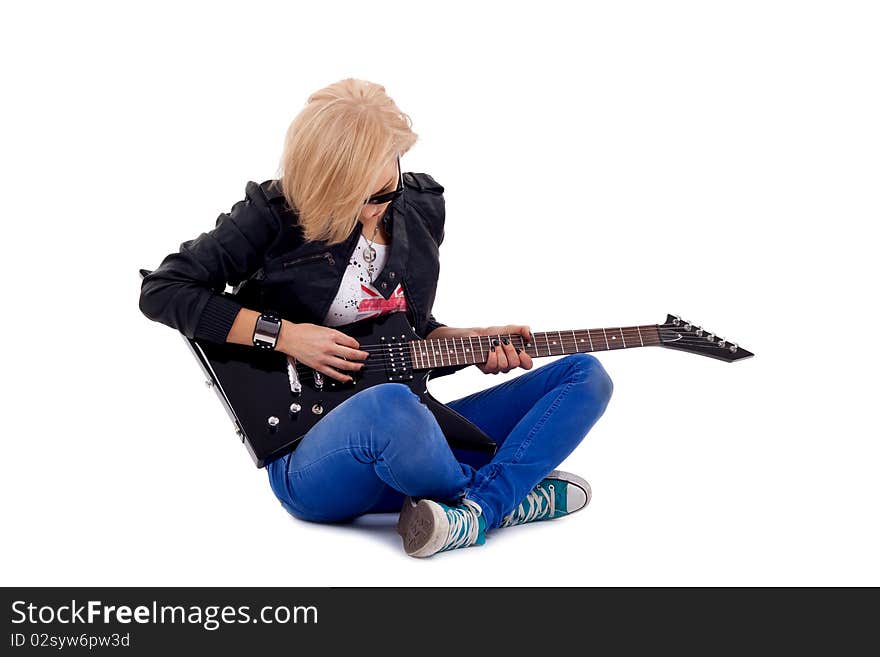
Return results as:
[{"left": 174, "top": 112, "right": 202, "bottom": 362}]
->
[{"left": 2, "top": 1, "right": 878, "bottom": 586}]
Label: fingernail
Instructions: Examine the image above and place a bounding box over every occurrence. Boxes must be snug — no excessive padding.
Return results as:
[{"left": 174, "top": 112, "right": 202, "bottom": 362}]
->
[
  {"left": 501, "top": 337, "right": 509, "bottom": 345},
  {"left": 492, "top": 339, "right": 500, "bottom": 347}
]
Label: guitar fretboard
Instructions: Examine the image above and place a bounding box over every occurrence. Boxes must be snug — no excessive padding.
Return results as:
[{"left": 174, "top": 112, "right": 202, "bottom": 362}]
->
[{"left": 409, "top": 325, "right": 662, "bottom": 370}]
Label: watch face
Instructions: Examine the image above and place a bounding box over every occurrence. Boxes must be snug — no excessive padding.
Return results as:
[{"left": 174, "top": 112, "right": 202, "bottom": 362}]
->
[{"left": 254, "top": 315, "right": 281, "bottom": 346}]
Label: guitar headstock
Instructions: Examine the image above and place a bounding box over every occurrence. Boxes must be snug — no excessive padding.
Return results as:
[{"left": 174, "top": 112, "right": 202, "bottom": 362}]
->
[{"left": 658, "top": 314, "right": 754, "bottom": 362}]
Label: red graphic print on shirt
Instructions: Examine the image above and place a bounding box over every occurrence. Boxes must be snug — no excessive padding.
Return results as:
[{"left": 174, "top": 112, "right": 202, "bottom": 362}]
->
[{"left": 357, "top": 282, "right": 408, "bottom": 320}]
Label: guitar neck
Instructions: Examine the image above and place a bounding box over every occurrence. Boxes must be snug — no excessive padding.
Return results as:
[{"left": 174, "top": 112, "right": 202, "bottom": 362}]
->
[{"left": 409, "top": 325, "right": 662, "bottom": 370}]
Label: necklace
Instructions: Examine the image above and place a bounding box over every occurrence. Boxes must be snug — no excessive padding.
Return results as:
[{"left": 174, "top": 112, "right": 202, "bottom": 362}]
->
[{"left": 361, "top": 221, "right": 382, "bottom": 283}]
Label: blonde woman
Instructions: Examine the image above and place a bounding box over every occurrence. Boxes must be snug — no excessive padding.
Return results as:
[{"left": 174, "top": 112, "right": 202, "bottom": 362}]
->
[{"left": 139, "top": 78, "right": 613, "bottom": 557}]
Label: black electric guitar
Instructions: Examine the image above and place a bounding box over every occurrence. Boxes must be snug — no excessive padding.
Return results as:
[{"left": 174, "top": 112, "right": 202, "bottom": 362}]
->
[{"left": 142, "top": 269, "right": 753, "bottom": 467}]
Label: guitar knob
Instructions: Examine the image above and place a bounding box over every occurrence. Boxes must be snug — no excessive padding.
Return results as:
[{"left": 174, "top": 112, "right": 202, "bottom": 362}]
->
[
  {"left": 312, "top": 404, "right": 324, "bottom": 415},
  {"left": 267, "top": 416, "right": 280, "bottom": 431},
  {"left": 289, "top": 403, "right": 301, "bottom": 414}
]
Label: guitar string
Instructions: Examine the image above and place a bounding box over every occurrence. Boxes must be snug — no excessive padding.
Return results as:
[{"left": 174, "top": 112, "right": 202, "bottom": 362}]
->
[
  {"left": 325, "top": 323, "right": 713, "bottom": 352},
  {"left": 292, "top": 337, "right": 743, "bottom": 382},
  {"left": 288, "top": 333, "right": 737, "bottom": 377},
  {"left": 288, "top": 325, "right": 734, "bottom": 369},
  {"left": 312, "top": 325, "right": 730, "bottom": 352}
]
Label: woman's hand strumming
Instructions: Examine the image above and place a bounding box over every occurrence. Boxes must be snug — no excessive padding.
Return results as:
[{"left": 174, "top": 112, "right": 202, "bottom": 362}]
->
[{"left": 275, "top": 321, "right": 370, "bottom": 383}]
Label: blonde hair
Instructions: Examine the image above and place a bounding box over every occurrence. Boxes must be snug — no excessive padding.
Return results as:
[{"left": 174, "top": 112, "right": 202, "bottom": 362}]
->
[{"left": 276, "top": 78, "right": 418, "bottom": 245}]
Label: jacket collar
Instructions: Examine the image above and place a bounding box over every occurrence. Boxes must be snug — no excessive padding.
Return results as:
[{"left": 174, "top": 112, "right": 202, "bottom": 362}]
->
[{"left": 364, "top": 190, "right": 409, "bottom": 299}]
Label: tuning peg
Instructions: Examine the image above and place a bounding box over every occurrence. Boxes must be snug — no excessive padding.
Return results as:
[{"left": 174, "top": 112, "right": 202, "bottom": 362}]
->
[
  {"left": 694, "top": 324, "right": 704, "bottom": 336},
  {"left": 684, "top": 322, "right": 692, "bottom": 331},
  {"left": 706, "top": 333, "right": 715, "bottom": 342},
  {"left": 718, "top": 340, "right": 727, "bottom": 348},
  {"left": 729, "top": 342, "right": 738, "bottom": 353}
]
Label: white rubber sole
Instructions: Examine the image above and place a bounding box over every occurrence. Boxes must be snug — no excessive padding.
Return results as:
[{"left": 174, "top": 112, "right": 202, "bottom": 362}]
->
[
  {"left": 547, "top": 469, "right": 592, "bottom": 511},
  {"left": 397, "top": 497, "right": 450, "bottom": 558}
]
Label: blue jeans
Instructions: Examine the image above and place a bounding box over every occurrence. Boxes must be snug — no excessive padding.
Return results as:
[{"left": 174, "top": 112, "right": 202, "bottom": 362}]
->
[{"left": 266, "top": 353, "right": 613, "bottom": 531}]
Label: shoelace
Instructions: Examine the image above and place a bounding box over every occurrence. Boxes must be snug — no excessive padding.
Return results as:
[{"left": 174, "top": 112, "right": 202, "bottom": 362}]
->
[
  {"left": 440, "top": 498, "right": 484, "bottom": 552},
  {"left": 501, "top": 483, "right": 556, "bottom": 527}
]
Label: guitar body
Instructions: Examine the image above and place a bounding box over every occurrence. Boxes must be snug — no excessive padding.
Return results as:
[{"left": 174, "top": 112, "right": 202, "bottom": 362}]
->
[{"left": 186, "top": 311, "right": 497, "bottom": 467}]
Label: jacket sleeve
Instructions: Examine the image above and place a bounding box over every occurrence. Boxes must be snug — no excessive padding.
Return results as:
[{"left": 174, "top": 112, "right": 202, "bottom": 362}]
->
[
  {"left": 138, "top": 182, "right": 282, "bottom": 344},
  {"left": 424, "top": 313, "right": 447, "bottom": 338},
  {"left": 409, "top": 175, "right": 448, "bottom": 338}
]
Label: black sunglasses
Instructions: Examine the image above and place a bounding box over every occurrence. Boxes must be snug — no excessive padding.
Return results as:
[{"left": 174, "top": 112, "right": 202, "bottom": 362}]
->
[{"left": 365, "top": 156, "right": 403, "bottom": 205}]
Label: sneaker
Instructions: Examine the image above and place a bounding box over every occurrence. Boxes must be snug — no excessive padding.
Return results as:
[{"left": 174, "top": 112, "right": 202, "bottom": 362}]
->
[
  {"left": 397, "top": 496, "right": 487, "bottom": 558},
  {"left": 500, "top": 470, "right": 592, "bottom": 528}
]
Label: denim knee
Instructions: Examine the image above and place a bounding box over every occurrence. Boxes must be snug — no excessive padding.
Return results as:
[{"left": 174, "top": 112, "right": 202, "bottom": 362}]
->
[
  {"left": 563, "top": 353, "right": 614, "bottom": 404},
  {"left": 361, "top": 382, "right": 423, "bottom": 414},
  {"left": 357, "top": 383, "right": 442, "bottom": 451}
]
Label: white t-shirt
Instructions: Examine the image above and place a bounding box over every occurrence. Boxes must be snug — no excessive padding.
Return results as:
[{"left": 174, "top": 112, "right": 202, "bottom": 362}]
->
[{"left": 322, "top": 234, "right": 408, "bottom": 327}]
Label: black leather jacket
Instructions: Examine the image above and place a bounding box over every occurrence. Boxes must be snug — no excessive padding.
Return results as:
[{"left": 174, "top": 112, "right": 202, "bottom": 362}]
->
[{"left": 139, "top": 171, "right": 466, "bottom": 375}]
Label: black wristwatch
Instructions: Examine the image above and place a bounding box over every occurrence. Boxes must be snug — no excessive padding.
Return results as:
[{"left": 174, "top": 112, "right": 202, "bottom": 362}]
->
[{"left": 252, "top": 310, "right": 283, "bottom": 350}]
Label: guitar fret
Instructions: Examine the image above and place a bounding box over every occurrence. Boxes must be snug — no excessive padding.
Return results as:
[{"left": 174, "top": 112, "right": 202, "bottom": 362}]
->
[{"left": 409, "top": 324, "right": 661, "bottom": 372}]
